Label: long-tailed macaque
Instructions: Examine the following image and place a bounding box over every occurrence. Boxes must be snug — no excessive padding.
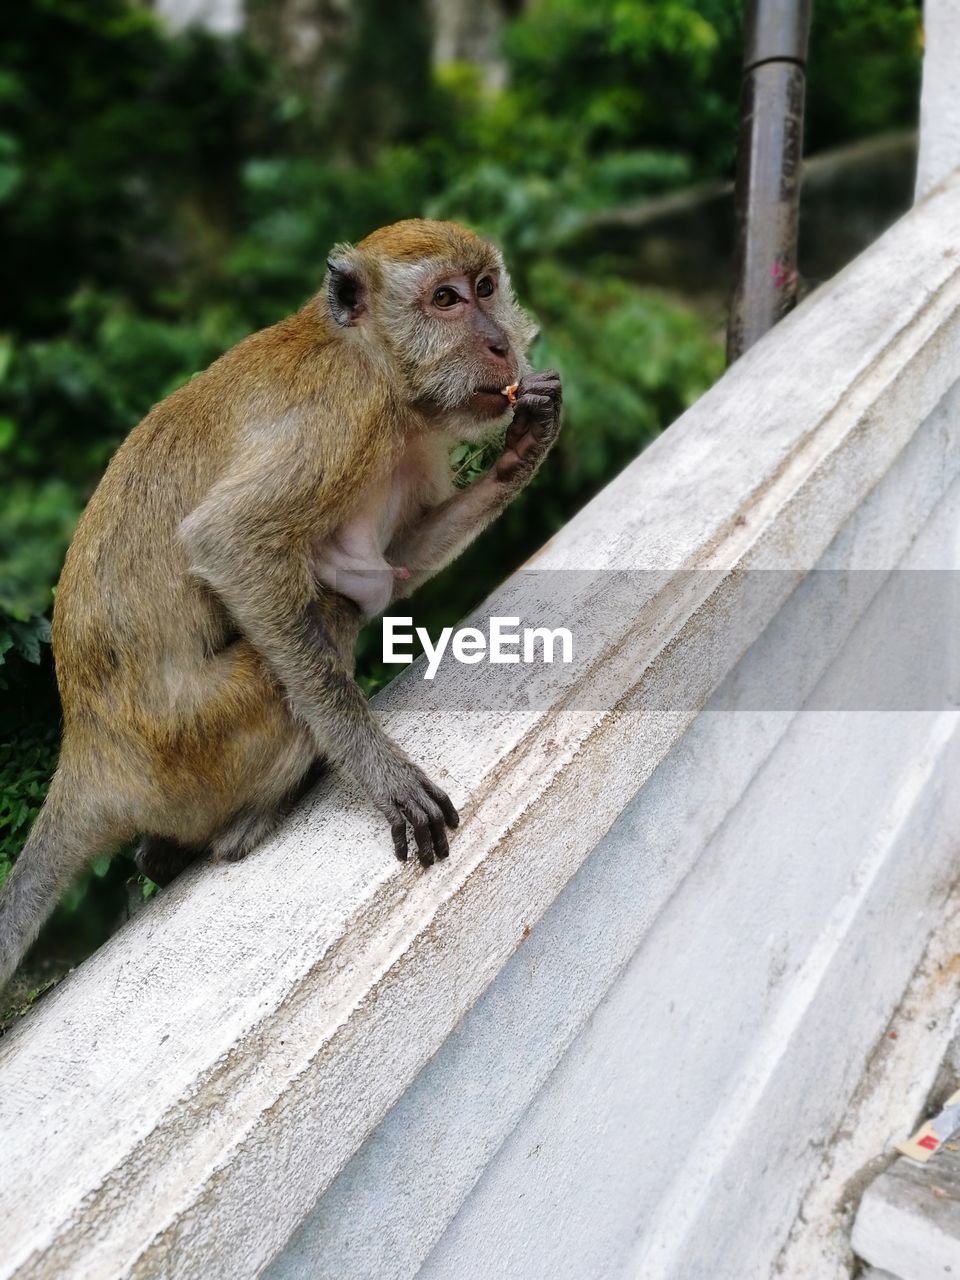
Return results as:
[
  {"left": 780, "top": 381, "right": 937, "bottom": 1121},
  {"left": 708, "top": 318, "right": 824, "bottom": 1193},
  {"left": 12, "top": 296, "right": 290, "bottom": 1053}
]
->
[{"left": 0, "top": 219, "right": 562, "bottom": 991}]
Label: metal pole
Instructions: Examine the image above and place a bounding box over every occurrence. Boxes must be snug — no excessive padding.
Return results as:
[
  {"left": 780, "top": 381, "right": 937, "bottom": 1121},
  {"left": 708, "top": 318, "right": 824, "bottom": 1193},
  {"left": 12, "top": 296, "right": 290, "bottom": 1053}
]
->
[{"left": 726, "top": 0, "right": 812, "bottom": 364}]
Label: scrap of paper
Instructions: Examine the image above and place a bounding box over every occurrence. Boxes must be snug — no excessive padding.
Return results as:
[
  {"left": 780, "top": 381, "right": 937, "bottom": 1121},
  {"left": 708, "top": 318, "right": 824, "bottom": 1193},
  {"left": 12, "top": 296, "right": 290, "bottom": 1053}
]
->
[{"left": 897, "top": 1091, "right": 960, "bottom": 1163}]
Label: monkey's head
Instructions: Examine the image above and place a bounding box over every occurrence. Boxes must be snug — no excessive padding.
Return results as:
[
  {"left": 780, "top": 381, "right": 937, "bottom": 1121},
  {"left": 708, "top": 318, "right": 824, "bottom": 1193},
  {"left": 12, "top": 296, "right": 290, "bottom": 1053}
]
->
[{"left": 323, "top": 219, "right": 538, "bottom": 435}]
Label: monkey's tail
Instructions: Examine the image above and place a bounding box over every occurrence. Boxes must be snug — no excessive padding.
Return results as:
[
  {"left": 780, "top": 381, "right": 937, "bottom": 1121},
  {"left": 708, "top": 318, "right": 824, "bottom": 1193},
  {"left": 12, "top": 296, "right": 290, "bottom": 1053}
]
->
[{"left": 0, "top": 768, "right": 111, "bottom": 995}]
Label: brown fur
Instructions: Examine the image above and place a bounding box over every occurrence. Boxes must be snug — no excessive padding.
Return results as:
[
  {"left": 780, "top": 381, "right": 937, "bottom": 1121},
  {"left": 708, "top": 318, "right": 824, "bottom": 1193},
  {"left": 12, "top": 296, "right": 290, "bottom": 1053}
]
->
[
  {"left": 358, "top": 218, "right": 491, "bottom": 268},
  {"left": 0, "top": 219, "right": 562, "bottom": 990},
  {"left": 53, "top": 298, "right": 387, "bottom": 838}
]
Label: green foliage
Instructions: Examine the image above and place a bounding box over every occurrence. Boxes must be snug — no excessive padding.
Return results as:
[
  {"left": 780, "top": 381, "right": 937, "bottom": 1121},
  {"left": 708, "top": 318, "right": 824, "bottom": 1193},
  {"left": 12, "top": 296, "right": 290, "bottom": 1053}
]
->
[
  {"left": 0, "top": 482, "right": 82, "bottom": 617},
  {"left": 497, "top": 0, "right": 742, "bottom": 174},
  {"left": 529, "top": 264, "right": 723, "bottom": 483},
  {"left": 0, "top": 602, "right": 59, "bottom": 879},
  {"left": 0, "top": 610, "right": 51, "bottom": 670},
  {"left": 428, "top": 151, "right": 692, "bottom": 270},
  {"left": 806, "top": 0, "right": 922, "bottom": 151},
  {"left": 222, "top": 148, "right": 437, "bottom": 323},
  {"left": 1, "top": 0, "right": 293, "bottom": 336},
  {"left": 0, "top": 727, "right": 57, "bottom": 890},
  {"left": 2, "top": 291, "right": 250, "bottom": 487},
  {"left": 488, "top": 0, "right": 920, "bottom": 178}
]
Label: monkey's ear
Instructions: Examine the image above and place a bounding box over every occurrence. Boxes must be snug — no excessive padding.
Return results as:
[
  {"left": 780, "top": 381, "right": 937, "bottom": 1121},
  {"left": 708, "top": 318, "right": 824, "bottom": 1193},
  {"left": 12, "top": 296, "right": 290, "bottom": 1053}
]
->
[{"left": 326, "top": 256, "right": 367, "bottom": 327}]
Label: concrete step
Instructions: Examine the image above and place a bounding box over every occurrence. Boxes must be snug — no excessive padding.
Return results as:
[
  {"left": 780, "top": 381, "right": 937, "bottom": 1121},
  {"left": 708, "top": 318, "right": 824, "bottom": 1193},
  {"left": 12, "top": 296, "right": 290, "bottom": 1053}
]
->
[{"left": 853, "top": 1141, "right": 960, "bottom": 1279}]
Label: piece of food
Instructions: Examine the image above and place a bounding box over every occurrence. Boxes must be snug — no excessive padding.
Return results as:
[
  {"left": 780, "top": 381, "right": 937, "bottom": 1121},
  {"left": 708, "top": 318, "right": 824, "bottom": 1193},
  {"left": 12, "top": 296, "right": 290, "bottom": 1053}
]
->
[{"left": 502, "top": 382, "right": 520, "bottom": 405}]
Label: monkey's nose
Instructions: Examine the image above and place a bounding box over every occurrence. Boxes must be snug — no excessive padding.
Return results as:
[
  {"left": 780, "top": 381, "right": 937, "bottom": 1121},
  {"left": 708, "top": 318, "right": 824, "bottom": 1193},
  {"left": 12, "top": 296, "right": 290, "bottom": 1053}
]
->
[{"left": 487, "top": 340, "right": 510, "bottom": 360}]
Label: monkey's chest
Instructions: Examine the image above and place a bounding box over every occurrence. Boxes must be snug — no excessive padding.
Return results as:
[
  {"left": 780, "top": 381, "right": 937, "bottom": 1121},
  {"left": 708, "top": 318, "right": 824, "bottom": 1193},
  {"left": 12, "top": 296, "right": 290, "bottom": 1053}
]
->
[{"left": 311, "top": 472, "right": 410, "bottom": 619}]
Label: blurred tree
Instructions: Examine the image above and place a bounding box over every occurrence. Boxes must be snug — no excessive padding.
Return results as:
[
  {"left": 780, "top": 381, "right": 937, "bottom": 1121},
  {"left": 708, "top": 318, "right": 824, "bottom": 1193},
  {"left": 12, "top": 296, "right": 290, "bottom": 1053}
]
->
[
  {"left": 806, "top": 0, "right": 921, "bottom": 151},
  {"left": 246, "top": 0, "right": 354, "bottom": 98},
  {"left": 324, "top": 0, "right": 439, "bottom": 158},
  {"left": 0, "top": 0, "right": 290, "bottom": 338},
  {"left": 430, "top": 0, "right": 528, "bottom": 91},
  {"left": 497, "top": 0, "right": 744, "bottom": 174}
]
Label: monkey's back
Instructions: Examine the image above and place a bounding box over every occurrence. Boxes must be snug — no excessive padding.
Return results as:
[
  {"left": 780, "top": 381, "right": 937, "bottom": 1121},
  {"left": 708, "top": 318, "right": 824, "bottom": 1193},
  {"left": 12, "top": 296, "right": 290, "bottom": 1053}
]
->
[
  {"left": 51, "top": 301, "right": 396, "bottom": 734},
  {"left": 52, "top": 396, "right": 226, "bottom": 720},
  {"left": 52, "top": 309, "right": 332, "bottom": 721}
]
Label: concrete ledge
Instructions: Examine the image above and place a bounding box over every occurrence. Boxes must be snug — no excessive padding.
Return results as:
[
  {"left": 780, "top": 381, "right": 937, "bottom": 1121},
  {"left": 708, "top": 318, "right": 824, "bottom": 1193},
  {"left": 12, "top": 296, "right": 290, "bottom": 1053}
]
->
[
  {"left": 268, "top": 456, "right": 960, "bottom": 1278},
  {"left": 3, "top": 174, "right": 960, "bottom": 1278}
]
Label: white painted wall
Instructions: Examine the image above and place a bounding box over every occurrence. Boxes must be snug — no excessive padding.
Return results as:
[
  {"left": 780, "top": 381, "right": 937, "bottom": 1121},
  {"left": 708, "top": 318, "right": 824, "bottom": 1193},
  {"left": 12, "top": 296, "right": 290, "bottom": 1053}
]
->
[
  {"left": 916, "top": 0, "right": 960, "bottom": 199},
  {"left": 3, "top": 167, "right": 960, "bottom": 1280}
]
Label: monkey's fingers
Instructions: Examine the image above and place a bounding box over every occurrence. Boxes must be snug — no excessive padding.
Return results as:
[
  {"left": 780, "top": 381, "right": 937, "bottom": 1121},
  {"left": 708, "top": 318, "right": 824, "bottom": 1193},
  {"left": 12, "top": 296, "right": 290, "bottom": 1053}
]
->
[
  {"left": 429, "top": 810, "right": 449, "bottom": 861},
  {"left": 383, "top": 769, "right": 459, "bottom": 867},
  {"left": 523, "top": 368, "right": 561, "bottom": 387},
  {"left": 385, "top": 798, "right": 434, "bottom": 867},
  {"left": 425, "top": 780, "right": 459, "bottom": 830},
  {"left": 423, "top": 788, "right": 455, "bottom": 861},
  {"left": 518, "top": 372, "right": 562, "bottom": 417},
  {"left": 506, "top": 395, "right": 554, "bottom": 451},
  {"left": 409, "top": 805, "right": 438, "bottom": 867},
  {"left": 387, "top": 806, "right": 410, "bottom": 862},
  {"left": 518, "top": 370, "right": 561, "bottom": 399},
  {"left": 519, "top": 392, "right": 554, "bottom": 425}
]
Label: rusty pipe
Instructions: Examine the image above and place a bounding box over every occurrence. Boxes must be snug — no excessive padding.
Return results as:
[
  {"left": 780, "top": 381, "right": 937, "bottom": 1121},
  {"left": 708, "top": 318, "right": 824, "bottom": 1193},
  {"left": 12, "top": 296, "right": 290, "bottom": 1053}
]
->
[{"left": 726, "top": 0, "right": 812, "bottom": 364}]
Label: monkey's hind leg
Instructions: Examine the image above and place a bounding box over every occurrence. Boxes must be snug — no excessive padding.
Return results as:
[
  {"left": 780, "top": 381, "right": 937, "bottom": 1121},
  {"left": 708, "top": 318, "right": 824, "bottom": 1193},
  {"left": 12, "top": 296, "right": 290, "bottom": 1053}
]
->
[
  {"left": 135, "top": 835, "right": 203, "bottom": 888},
  {"left": 134, "top": 758, "right": 328, "bottom": 885},
  {"left": 208, "top": 758, "right": 328, "bottom": 864},
  {"left": 209, "top": 807, "right": 283, "bottom": 863}
]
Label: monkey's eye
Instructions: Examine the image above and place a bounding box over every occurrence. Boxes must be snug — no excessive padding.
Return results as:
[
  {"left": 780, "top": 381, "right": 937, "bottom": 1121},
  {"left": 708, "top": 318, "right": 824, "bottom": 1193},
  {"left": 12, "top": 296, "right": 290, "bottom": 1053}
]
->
[
  {"left": 432, "top": 286, "right": 461, "bottom": 309},
  {"left": 475, "top": 275, "right": 495, "bottom": 299}
]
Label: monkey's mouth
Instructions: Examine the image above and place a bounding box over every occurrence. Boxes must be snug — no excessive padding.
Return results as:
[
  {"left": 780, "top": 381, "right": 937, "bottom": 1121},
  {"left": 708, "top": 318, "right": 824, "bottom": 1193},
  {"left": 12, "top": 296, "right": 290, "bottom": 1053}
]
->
[{"left": 470, "top": 385, "right": 511, "bottom": 418}]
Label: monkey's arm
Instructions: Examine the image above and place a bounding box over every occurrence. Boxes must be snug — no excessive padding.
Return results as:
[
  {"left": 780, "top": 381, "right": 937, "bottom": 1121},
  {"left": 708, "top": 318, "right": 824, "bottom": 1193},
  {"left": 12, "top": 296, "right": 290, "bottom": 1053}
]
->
[
  {"left": 388, "top": 370, "right": 562, "bottom": 599},
  {"left": 180, "top": 441, "right": 457, "bottom": 866}
]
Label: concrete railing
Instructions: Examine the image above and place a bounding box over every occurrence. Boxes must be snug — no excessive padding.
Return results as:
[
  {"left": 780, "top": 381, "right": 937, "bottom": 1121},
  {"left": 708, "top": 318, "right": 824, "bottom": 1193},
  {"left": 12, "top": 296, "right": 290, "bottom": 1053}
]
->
[{"left": 3, "top": 169, "right": 960, "bottom": 1279}]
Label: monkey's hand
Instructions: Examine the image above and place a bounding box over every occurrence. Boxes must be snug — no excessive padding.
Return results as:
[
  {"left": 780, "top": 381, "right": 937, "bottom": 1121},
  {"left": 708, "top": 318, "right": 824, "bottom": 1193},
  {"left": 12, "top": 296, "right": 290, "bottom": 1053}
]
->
[
  {"left": 494, "top": 369, "right": 562, "bottom": 486},
  {"left": 370, "top": 751, "right": 460, "bottom": 867}
]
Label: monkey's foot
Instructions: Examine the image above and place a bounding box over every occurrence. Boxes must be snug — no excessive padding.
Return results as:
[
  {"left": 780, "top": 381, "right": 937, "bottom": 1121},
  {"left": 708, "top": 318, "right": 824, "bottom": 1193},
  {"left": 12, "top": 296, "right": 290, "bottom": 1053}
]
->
[
  {"left": 376, "top": 759, "right": 460, "bottom": 868},
  {"left": 135, "top": 835, "right": 202, "bottom": 887},
  {"left": 210, "top": 807, "right": 282, "bottom": 863}
]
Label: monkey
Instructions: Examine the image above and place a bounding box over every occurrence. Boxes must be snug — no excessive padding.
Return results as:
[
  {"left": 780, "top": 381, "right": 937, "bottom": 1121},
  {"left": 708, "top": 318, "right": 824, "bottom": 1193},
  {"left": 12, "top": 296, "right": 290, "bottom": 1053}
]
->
[{"left": 0, "top": 218, "right": 562, "bottom": 992}]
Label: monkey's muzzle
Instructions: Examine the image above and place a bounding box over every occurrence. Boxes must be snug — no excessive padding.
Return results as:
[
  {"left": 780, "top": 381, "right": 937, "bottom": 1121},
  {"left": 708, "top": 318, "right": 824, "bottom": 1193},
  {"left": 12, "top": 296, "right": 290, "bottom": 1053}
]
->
[{"left": 470, "top": 385, "right": 513, "bottom": 419}]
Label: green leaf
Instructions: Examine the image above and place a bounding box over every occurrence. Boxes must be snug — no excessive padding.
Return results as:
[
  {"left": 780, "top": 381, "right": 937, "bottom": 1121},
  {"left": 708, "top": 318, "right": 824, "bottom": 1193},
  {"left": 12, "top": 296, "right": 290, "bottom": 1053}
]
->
[{"left": 0, "top": 417, "right": 18, "bottom": 450}]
